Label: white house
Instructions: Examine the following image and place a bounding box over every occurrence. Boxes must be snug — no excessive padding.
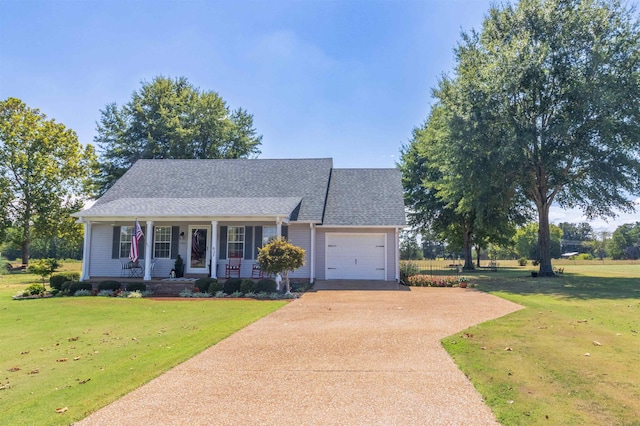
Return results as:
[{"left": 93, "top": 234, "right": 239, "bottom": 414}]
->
[{"left": 73, "top": 158, "right": 406, "bottom": 285}]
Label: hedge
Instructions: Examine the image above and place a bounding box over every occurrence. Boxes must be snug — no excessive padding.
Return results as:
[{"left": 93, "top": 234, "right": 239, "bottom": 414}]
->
[{"left": 50, "top": 272, "right": 81, "bottom": 290}]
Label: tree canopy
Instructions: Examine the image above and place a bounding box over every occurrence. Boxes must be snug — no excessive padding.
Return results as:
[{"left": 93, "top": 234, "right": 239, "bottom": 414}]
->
[
  {"left": 95, "top": 76, "right": 263, "bottom": 195},
  {"left": 608, "top": 222, "right": 640, "bottom": 259},
  {"left": 403, "top": 0, "right": 640, "bottom": 275},
  {"left": 0, "top": 98, "right": 97, "bottom": 265},
  {"left": 257, "top": 237, "right": 305, "bottom": 294}
]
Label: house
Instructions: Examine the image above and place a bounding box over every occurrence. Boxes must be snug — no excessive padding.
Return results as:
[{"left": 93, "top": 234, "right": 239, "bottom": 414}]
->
[{"left": 73, "top": 158, "right": 406, "bottom": 283}]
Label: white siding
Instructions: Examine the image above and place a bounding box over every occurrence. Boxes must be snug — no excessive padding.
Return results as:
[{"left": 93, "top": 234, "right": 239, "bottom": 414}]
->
[{"left": 288, "top": 224, "right": 311, "bottom": 279}]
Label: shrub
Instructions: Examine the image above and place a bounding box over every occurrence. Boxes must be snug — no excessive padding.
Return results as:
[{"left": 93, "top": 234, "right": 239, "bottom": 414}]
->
[
  {"left": 256, "top": 278, "right": 277, "bottom": 293},
  {"left": 518, "top": 257, "right": 528, "bottom": 266},
  {"left": 406, "top": 275, "right": 458, "bottom": 287},
  {"left": 214, "top": 291, "right": 226, "bottom": 298},
  {"left": 208, "top": 280, "right": 222, "bottom": 294},
  {"left": 194, "top": 278, "right": 221, "bottom": 294},
  {"left": 290, "top": 280, "right": 312, "bottom": 292},
  {"left": 230, "top": 291, "right": 243, "bottom": 298},
  {"left": 223, "top": 278, "right": 242, "bottom": 295},
  {"left": 98, "top": 280, "right": 121, "bottom": 291},
  {"left": 69, "top": 282, "right": 92, "bottom": 293},
  {"left": 195, "top": 278, "right": 211, "bottom": 290},
  {"left": 576, "top": 253, "right": 593, "bottom": 260},
  {"left": 400, "top": 261, "right": 420, "bottom": 283},
  {"left": 74, "top": 289, "right": 92, "bottom": 296},
  {"left": 97, "top": 290, "right": 114, "bottom": 297},
  {"left": 25, "top": 283, "right": 46, "bottom": 296},
  {"left": 240, "top": 279, "right": 256, "bottom": 295},
  {"left": 61, "top": 281, "right": 73, "bottom": 293},
  {"left": 127, "top": 291, "right": 143, "bottom": 298},
  {"left": 50, "top": 272, "right": 81, "bottom": 290},
  {"left": 179, "top": 288, "right": 194, "bottom": 297},
  {"left": 126, "top": 282, "right": 146, "bottom": 292},
  {"left": 27, "top": 258, "right": 60, "bottom": 285}
]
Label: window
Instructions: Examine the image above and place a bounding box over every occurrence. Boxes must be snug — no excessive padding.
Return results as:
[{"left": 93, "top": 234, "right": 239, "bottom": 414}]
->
[
  {"left": 119, "top": 226, "right": 133, "bottom": 258},
  {"left": 262, "top": 226, "right": 277, "bottom": 246},
  {"left": 228, "top": 226, "right": 244, "bottom": 258},
  {"left": 154, "top": 226, "right": 172, "bottom": 258}
]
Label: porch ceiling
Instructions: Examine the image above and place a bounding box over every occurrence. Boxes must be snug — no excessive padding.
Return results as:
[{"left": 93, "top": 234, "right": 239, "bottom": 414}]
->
[{"left": 73, "top": 197, "right": 302, "bottom": 219}]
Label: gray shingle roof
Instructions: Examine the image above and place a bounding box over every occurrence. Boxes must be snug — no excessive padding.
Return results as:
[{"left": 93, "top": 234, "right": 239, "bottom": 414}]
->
[
  {"left": 91, "top": 158, "right": 333, "bottom": 221},
  {"left": 76, "top": 197, "right": 302, "bottom": 218},
  {"left": 77, "top": 159, "right": 406, "bottom": 227},
  {"left": 322, "top": 168, "right": 406, "bottom": 226}
]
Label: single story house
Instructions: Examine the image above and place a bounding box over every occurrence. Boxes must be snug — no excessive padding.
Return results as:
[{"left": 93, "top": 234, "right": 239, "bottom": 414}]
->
[{"left": 73, "top": 158, "right": 406, "bottom": 283}]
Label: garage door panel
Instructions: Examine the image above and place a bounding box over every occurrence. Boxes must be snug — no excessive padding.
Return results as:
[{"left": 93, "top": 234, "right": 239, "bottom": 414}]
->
[{"left": 326, "top": 234, "right": 386, "bottom": 280}]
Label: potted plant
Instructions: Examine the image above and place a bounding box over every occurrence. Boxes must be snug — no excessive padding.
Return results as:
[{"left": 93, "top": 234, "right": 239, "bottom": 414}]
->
[
  {"left": 174, "top": 255, "right": 184, "bottom": 278},
  {"left": 458, "top": 276, "right": 469, "bottom": 288}
]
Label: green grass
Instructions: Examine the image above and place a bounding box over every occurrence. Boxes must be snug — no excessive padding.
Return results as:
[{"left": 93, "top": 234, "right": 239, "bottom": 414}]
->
[
  {"left": 0, "top": 264, "right": 286, "bottom": 425},
  {"left": 440, "top": 262, "right": 640, "bottom": 425}
]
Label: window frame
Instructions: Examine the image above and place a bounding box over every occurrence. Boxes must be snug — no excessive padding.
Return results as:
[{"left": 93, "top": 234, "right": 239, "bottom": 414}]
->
[
  {"left": 153, "top": 226, "right": 172, "bottom": 259},
  {"left": 262, "top": 226, "right": 277, "bottom": 247},
  {"left": 227, "top": 226, "right": 245, "bottom": 258},
  {"left": 119, "top": 226, "right": 133, "bottom": 258}
]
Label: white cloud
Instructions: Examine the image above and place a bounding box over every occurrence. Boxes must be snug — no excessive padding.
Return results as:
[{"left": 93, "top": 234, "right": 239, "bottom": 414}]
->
[{"left": 549, "top": 204, "right": 639, "bottom": 233}]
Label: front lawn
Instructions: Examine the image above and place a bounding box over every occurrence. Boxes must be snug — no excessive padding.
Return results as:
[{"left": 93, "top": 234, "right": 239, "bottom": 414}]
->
[
  {"left": 0, "top": 265, "right": 286, "bottom": 425},
  {"left": 442, "top": 263, "right": 640, "bottom": 425}
]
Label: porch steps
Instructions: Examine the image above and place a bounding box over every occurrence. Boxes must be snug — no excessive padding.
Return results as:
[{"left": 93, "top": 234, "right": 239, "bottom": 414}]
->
[{"left": 148, "top": 279, "right": 197, "bottom": 297}]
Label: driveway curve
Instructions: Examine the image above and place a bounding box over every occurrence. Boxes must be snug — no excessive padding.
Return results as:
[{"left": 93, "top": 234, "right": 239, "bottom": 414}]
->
[{"left": 78, "top": 288, "right": 522, "bottom": 425}]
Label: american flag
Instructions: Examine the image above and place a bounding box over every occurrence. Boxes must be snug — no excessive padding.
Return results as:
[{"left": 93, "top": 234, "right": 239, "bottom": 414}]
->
[{"left": 129, "top": 220, "right": 144, "bottom": 262}]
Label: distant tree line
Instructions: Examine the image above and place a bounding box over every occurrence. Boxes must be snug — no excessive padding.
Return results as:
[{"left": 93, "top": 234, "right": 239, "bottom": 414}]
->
[{"left": 400, "top": 221, "right": 640, "bottom": 262}]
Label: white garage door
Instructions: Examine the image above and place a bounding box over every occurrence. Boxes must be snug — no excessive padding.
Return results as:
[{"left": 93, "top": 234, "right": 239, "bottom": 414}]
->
[{"left": 326, "top": 233, "right": 386, "bottom": 280}]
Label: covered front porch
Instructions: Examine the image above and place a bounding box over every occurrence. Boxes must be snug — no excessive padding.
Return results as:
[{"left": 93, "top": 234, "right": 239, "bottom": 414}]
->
[{"left": 72, "top": 196, "right": 311, "bottom": 282}]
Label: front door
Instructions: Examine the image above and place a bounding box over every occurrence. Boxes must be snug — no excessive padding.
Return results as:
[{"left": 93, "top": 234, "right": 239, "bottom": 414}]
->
[{"left": 187, "top": 226, "right": 210, "bottom": 274}]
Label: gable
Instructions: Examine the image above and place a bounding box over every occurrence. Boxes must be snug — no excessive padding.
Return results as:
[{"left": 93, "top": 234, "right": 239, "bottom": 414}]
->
[{"left": 322, "top": 168, "right": 406, "bottom": 226}]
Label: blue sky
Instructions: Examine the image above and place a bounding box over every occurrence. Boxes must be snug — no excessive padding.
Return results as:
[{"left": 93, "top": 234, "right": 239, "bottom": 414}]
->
[{"left": 1, "top": 0, "right": 638, "bottom": 232}]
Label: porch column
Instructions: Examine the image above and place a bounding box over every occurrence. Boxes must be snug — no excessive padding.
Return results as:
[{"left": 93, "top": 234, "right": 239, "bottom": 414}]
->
[
  {"left": 80, "top": 221, "right": 92, "bottom": 281},
  {"left": 210, "top": 220, "right": 217, "bottom": 279},
  {"left": 144, "top": 220, "right": 153, "bottom": 281},
  {"left": 395, "top": 228, "right": 400, "bottom": 282},
  {"left": 276, "top": 217, "right": 282, "bottom": 238},
  {"left": 310, "top": 223, "right": 316, "bottom": 283}
]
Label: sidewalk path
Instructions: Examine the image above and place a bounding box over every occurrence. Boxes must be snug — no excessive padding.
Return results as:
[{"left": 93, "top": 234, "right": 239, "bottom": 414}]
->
[{"left": 78, "top": 287, "right": 522, "bottom": 425}]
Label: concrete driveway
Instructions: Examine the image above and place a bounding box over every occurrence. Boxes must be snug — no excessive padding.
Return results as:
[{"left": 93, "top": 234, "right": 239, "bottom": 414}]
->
[{"left": 79, "top": 287, "right": 522, "bottom": 425}]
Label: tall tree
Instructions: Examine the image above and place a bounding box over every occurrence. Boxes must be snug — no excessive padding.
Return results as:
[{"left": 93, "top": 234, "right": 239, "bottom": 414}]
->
[
  {"left": 0, "top": 98, "right": 97, "bottom": 265},
  {"left": 436, "top": 0, "right": 640, "bottom": 275},
  {"left": 95, "top": 76, "right": 263, "bottom": 195},
  {"left": 400, "top": 98, "right": 527, "bottom": 269},
  {"left": 608, "top": 222, "right": 640, "bottom": 259}
]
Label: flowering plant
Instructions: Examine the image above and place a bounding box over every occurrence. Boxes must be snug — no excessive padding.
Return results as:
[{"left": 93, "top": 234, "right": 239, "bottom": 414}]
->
[{"left": 406, "top": 275, "right": 459, "bottom": 287}]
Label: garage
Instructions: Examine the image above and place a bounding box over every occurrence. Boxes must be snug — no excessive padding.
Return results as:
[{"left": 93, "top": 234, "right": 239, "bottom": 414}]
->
[{"left": 325, "top": 233, "right": 386, "bottom": 280}]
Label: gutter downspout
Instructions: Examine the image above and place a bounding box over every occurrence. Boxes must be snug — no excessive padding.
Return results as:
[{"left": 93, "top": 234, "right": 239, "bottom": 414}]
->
[{"left": 310, "top": 223, "right": 316, "bottom": 284}]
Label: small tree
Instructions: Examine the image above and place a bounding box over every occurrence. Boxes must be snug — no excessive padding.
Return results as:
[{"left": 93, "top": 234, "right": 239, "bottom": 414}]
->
[
  {"left": 257, "top": 237, "right": 305, "bottom": 294},
  {"left": 27, "top": 258, "right": 60, "bottom": 287}
]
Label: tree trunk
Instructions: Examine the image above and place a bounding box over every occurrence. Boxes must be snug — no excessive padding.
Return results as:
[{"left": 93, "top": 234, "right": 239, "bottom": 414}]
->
[
  {"left": 284, "top": 271, "right": 290, "bottom": 294},
  {"left": 537, "top": 202, "right": 554, "bottom": 276},
  {"left": 21, "top": 239, "right": 30, "bottom": 266},
  {"left": 462, "top": 226, "right": 474, "bottom": 270},
  {"left": 475, "top": 244, "right": 481, "bottom": 268}
]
